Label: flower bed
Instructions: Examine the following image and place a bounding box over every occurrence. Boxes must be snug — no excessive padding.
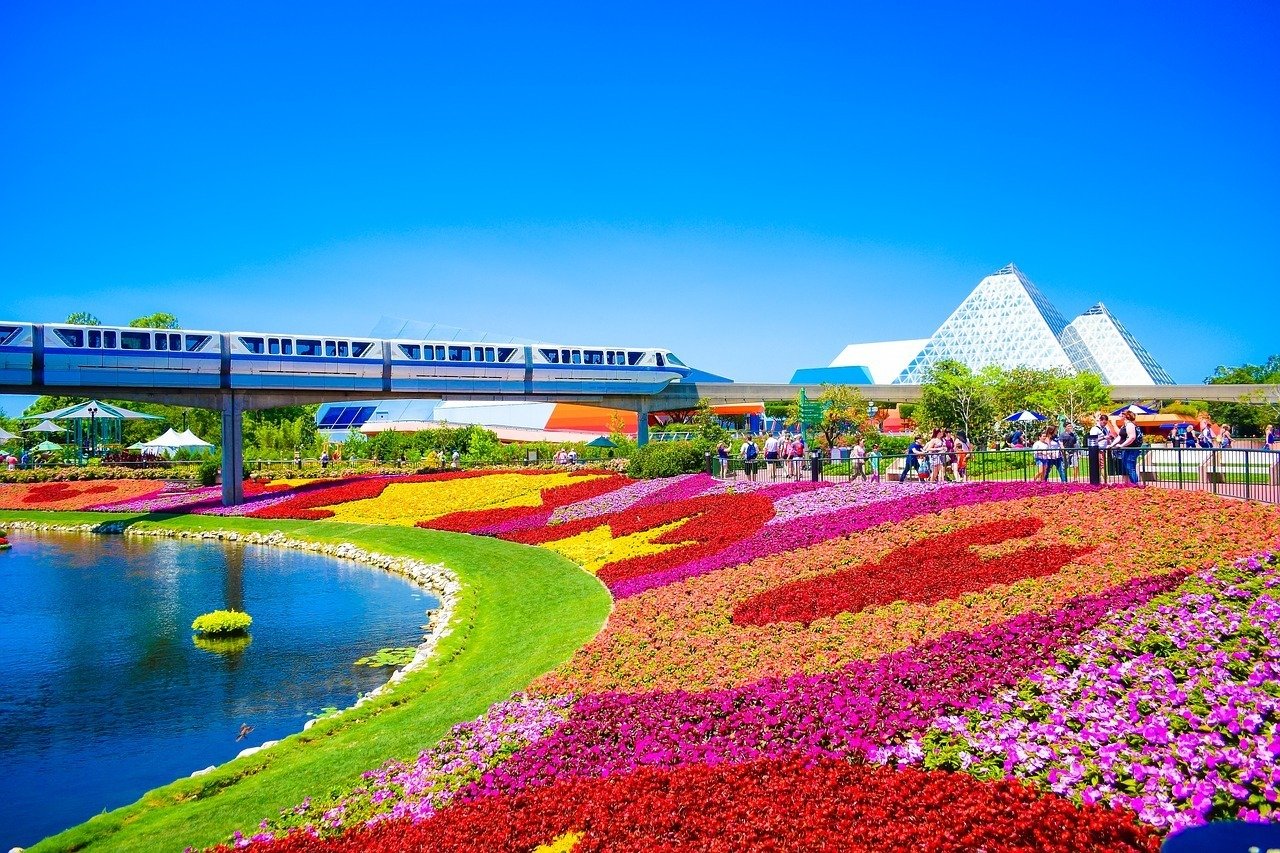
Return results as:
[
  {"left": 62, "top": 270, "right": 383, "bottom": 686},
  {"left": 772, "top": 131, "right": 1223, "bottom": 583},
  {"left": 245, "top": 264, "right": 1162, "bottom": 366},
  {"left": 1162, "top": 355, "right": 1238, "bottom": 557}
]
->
[
  {"left": 13, "top": 468, "right": 1279, "bottom": 847},
  {"left": 227, "top": 758, "right": 1161, "bottom": 852},
  {"left": 0, "top": 479, "right": 167, "bottom": 511}
]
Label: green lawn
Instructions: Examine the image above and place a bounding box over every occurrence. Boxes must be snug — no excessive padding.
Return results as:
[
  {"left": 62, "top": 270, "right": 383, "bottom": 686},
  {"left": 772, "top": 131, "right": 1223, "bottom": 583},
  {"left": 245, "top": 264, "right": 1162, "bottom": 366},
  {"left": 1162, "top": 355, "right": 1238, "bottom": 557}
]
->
[{"left": 0, "top": 510, "right": 611, "bottom": 853}]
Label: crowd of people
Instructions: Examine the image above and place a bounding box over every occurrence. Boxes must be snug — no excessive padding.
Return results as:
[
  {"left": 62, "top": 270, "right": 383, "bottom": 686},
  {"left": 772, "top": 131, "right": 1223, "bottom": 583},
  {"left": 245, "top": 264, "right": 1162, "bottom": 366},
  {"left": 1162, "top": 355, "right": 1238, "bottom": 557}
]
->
[{"left": 710, "top": 412, "right": 1277, "bottom": 488}]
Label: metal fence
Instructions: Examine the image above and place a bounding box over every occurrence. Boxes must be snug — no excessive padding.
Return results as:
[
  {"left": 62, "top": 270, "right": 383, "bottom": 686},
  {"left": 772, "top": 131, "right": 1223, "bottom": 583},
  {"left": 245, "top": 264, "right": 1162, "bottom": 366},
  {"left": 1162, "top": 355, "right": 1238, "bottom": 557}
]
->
[{"left": 707, "top": 446, "right": 1280, "bottom": 505}]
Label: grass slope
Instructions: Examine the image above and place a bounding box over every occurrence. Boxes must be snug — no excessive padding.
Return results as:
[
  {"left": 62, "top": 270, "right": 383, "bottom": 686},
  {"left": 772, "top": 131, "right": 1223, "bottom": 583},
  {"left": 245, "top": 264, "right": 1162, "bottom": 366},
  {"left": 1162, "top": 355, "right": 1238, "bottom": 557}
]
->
[{"left": 0, "top": 510, "right": 610, "bottom": 853}]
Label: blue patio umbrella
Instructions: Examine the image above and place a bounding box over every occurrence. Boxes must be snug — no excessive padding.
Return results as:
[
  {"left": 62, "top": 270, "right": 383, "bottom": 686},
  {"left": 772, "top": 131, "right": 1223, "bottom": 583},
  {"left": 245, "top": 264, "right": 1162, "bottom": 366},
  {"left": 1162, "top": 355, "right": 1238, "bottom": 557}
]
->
[{"left": 1003, "top": 410, "right": 1047, "bottom": 423}]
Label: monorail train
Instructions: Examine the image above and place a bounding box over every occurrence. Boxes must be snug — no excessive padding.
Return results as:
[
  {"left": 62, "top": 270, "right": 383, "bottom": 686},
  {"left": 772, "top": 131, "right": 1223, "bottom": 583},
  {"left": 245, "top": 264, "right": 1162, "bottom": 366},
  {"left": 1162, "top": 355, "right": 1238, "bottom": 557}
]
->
[{"left": 0, "top": 322, "right": 691, "bottom": 395}]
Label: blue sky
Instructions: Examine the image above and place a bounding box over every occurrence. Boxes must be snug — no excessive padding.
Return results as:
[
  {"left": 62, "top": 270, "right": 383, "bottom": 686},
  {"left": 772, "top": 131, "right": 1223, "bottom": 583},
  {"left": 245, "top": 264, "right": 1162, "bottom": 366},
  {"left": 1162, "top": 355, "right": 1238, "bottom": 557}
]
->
[{"left": 2, "top": 2, "right": 1277, "bottom": 414}]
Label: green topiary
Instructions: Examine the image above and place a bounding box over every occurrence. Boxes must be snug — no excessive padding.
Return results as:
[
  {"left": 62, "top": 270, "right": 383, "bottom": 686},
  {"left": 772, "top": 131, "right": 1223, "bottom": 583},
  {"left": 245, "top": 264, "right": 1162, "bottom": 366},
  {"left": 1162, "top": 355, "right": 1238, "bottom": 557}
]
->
[{"left": 191, "top": 609, "right": 252, "bottom": 636}]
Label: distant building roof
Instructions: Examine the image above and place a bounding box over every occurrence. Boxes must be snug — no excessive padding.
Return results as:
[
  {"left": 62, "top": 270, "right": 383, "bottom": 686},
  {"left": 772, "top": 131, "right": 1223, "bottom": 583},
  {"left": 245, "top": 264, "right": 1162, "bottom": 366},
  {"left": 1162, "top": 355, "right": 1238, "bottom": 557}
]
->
[{"left": 789, "top": 365, "right": 874, "bottom": 385}]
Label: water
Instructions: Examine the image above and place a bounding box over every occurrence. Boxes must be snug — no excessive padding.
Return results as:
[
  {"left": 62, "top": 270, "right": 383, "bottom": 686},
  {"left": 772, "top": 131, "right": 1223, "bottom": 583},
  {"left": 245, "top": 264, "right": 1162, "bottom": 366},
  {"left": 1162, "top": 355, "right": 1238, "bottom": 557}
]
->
[{"left": 0, "top": 531, "right": 438, "bottom": 847}]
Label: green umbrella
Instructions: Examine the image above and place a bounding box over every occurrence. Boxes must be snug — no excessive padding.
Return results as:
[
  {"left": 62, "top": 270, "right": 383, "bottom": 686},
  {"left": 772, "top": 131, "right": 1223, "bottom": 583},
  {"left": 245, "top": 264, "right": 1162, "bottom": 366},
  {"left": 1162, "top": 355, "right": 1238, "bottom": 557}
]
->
[
  {"left": 34, "top": 440, "right": 64, "bottom": 452},
  {"left": 586, "top": 436, "right": 617, "bottom": 448}
]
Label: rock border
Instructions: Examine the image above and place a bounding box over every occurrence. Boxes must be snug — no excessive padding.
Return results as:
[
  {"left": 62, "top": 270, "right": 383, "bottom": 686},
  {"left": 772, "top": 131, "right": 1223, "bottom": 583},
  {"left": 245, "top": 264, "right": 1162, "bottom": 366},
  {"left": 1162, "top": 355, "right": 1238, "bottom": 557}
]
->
[{"left": 3, "top": 520, "right": 460, "bottom": 773}]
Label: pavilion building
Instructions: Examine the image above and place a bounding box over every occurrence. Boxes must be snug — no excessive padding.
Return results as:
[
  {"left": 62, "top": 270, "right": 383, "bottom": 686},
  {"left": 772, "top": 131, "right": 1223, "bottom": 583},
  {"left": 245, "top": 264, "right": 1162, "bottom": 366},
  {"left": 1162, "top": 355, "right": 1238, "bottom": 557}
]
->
[{"left": 798, "top": 263, "right": 1173, "bottom": 385}]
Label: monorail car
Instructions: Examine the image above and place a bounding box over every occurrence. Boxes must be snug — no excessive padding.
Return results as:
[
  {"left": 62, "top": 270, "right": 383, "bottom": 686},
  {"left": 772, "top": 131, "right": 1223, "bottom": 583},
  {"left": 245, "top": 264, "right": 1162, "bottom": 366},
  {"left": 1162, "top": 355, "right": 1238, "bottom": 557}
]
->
[{"left": 0, "top": 322, "right": 692, "bottom": 396}]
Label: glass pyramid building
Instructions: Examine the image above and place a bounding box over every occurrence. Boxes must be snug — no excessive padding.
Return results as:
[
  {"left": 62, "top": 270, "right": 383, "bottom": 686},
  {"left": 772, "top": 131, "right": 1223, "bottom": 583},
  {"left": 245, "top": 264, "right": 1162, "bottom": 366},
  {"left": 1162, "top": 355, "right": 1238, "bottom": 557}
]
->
[{"left": 890, "top": 263, "right": 1172, "bottom": 385}]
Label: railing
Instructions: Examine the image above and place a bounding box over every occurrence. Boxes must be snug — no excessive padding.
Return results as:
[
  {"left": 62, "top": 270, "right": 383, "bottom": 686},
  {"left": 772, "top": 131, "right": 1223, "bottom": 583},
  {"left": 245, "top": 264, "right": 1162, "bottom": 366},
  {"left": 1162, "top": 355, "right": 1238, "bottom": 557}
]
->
[{"left": 706, "top": 446, "right": 1280, "bottom": 505}]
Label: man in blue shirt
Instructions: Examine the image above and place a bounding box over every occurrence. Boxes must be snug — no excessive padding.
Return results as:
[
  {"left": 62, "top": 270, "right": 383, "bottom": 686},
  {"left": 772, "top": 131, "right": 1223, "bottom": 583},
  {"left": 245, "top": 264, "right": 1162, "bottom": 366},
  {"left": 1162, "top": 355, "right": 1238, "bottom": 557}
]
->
[{"left": 899, "top": 436, "right": 924, "bottom": 482}]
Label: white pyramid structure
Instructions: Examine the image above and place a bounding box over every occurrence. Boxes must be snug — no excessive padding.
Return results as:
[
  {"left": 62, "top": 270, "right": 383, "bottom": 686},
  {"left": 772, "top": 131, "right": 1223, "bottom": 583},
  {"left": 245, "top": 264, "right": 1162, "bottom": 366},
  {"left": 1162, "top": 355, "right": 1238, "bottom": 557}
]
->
[
  {"left": 888, "top": 263, "right": 1172, "bottom": 385},
  {"left": 1061, "top": 303, "right": 1173, "bottom": 384},
  {"left": 895, "top": 263, "right": 1078, "bottom": 383}
]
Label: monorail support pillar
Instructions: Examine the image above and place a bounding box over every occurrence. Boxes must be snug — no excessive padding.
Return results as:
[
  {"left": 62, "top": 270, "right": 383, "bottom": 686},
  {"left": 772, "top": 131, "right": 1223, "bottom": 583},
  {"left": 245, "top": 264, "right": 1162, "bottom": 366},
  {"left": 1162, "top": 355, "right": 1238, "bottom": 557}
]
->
[
  {"left": 636, "top": 399, "right": 650, "bottom": 447},
  {"left": 221, "top": 392, "right": 245, "bottom": 507}
]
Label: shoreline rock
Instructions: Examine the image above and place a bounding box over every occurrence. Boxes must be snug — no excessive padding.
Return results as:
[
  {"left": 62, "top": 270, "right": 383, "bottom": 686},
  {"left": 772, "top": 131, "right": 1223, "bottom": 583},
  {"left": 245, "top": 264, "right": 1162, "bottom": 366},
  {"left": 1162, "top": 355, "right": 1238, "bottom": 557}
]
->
[{"left": 4, "top": 520, "right": 461, "bottom": 772}]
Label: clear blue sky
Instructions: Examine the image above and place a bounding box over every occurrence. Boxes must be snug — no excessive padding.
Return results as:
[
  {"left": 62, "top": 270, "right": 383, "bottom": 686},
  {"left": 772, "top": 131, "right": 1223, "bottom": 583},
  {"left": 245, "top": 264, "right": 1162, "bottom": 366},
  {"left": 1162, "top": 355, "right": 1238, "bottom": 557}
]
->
[{"left": 2, "top": 2, "right": 1277, "bottom": 413}]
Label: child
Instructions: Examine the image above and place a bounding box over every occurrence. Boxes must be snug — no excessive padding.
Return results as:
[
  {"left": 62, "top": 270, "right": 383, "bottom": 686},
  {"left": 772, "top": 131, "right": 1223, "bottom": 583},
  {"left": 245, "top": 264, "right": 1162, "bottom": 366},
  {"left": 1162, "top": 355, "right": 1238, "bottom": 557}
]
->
[{"left": 868, "top": 444, "right": 882, "bottom": 483}]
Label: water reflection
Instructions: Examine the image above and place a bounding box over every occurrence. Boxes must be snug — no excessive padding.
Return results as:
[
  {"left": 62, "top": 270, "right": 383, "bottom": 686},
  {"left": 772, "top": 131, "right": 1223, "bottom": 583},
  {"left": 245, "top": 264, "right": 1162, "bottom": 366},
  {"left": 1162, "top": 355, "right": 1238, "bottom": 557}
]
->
[{"left": 0, "top": 531, "right": 435, "bottom": 848}]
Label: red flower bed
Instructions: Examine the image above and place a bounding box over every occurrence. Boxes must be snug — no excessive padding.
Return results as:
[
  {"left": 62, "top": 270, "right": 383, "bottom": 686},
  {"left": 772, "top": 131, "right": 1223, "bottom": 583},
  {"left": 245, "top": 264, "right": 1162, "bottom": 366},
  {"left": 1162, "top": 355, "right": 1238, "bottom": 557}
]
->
[
  {"left": 503, "top": 492, "right": 776, "bottom": 587},
  {"left": 734, "top": 517, "right": 1095, "bottom": 626},
  {"left": 21, "top": 482, "right": 119, "bottom": 504},
  {"left": 419, "top": 474, "right": 629, "bottom": 533},
  {"left": 227, "top": 758, "right": 1160, "bottom": 852},
  {"left": 247, "top": 472, "right": 490, "bottom": 520}
]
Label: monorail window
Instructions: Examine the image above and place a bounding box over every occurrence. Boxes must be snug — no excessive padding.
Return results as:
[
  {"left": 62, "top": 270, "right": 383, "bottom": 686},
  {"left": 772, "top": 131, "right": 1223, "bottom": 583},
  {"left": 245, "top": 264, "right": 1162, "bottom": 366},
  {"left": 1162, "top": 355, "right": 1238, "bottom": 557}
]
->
[
  {"left": 338, "top": 342, "right": 349, "bottom": 357},
  {"left": 498, "top": 347, "right": 517, "bottom": 362},
  {"left": 655, "top": 353, "right": 665, "bottom": 367},
  {"left": 185, "top": 334, "right": 211, "bottom": 352},
  {"left": 54, "top": 329, "right": 84, "bottom": 347},
  {"left": 0, "top": 326, "right": 19, "bottom": 346},
  {"left": 104, "top": 331, "right": 116, "bottom": 348},
  {"left": 352, "top": 342, "right": 372, "bottom": 358},
  {"left": 296, "top": 339, "right": 321, "bottom": 356},
  {"left": 584, "top": 350, "right": 603, "bottom": 365},
  {"left": 88, "top": 330, "right": 102, "bottom": 348},
  {"left": 484, "top": 347, "right": 495, "bottom": 362},
  {"left": 325, "top": 341, "right": 337, "bottom": 357},
  {"left": 666, "top": 353, "right": 686, "bottom": 366},
  {"left": 434, "top": 345, "right": 445, "bottom": 360},
  {"left": 155, "top": 334, "right": 168, "bottom": 351},
  {"left": 282, "top": 340, "right": 292, "bottom": 355},
  {"left": 170, "top": 334, "right": 181, "bottom": 351},
  {"left": 238, "top": 336, "right": 265, "bottom": 354},
  {"left": 606, "top": 352, "right": 616, "bottom": 365},
  {"left": 540, "top": 349, "right": 559, "bottom": 363},
  {"left": 571, "top": 350, "right": 582, "bottom": 365},
  {"left": 399, "top": 344, "right": 421, "bottom": 360},
  {"left": 561, "top": 349, "right": 571, "bottom": 364},
  {"left": 269, "top": 339, "right": 281, "bottom": 355},
  {"left": 448, "top": 346, "right": 471, "bottom": 361},
  {"left": 121, "top": 331, "right": 152, "bottom": 351},
  {"left": 627, "top": 351, "right": 644, "bottom": 365}
]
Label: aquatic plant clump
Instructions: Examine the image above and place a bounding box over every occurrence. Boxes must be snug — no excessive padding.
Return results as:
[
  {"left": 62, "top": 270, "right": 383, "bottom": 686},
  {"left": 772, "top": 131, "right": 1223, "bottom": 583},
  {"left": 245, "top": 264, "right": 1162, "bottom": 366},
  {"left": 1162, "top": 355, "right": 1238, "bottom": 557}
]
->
[{"left": 192, "top": 610, "right": 253, "bottom": 636}]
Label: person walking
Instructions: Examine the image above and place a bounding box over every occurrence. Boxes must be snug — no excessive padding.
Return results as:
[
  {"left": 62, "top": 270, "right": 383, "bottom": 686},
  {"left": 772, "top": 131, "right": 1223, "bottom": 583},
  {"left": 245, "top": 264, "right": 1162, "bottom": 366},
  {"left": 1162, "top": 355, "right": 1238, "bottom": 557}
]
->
[
  {"left": 1061, "top": 423, "right": 1079, "bottom": 477},
  {"left": 900, "top": 435, "right": 924, "bottom": 483},
  {"left": 789, "top": 435, "right": 805, "bottom": 480},
  {"left": 717, "top": 440, "right": 731, "bottom": 478},
  {"left": 740, "top": 435, "right": 759, "bottom": 481},
  {"left": 923, "top": 429, "right": 946, "bottom": 483},
  {"left": 1115, "top": 411, "right": 1143, "bottom": 485},
  {"left": 850, "top": 437, "right": 867, "bottom": 481},
  {"left": 868, "top": 443, "right": 883, "bottom": 483},
  {"left": 763, "top": 433, "right": 781, "bottom": 479},
  {"left": 955, "top": 432, "right": 970, "bottom": 481},
  {"left": 942, "top": 428, "right": 960, "bottom": 482},
  {"left": 1032, "top": 430, "right": 1053, "bottom": 482},
  {"left": 1266, "top": 424, "right": 1280, "bottom": 451}
]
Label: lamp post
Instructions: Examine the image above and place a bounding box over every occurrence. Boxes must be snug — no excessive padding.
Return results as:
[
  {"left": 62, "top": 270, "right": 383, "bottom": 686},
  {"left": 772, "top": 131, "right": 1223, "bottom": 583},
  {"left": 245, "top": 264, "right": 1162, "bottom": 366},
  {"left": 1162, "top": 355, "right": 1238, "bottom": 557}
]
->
[{"left": 86, "top": 403, "right": 99, "bottom": 459}]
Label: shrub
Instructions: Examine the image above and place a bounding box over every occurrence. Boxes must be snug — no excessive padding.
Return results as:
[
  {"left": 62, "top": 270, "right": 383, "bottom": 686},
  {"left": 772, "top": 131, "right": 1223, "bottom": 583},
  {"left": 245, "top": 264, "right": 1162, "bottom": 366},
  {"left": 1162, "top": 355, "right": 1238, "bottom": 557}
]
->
[
  {"left": 627, "top": 442, "right": 707, "bottom": 479},
  {"left": 197, "top": 458, "right": 220, "bottom": 486},
  {"left": 191, "top": 610, "right": 252, "bottom": 636}
]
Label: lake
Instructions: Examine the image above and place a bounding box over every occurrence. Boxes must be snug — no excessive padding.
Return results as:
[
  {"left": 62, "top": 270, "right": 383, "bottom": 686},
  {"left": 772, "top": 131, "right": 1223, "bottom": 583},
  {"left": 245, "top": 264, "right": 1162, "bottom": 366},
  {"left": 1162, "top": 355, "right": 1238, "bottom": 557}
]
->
[{"left": 0, "top": 530, "right": 438, "bottom": 848}]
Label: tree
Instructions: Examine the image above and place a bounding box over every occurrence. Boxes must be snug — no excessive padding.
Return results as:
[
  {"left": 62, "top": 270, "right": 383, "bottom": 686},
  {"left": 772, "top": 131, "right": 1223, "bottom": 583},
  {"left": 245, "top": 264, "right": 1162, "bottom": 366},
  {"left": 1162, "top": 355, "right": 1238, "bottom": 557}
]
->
[
  {"left": 65, "top": 312, "right": 101, "bottom": 325},
  {"left": 1032, "top": 371, "right": 1111, "bottom": 425},
  {"left": 690, "top": 399, "right": 730, "bottom": 447},
  {"left": 792, "top": 385, "right": 869, "bottom": 450},
  {"left": 129, "top": 313, "right": 180, "bottom": 329},
  {"left": 1205, "top": 356, "right": 1280, "bottom": 436},
  {"left": 918, "top": 360, "right": 995, "bottom": 445}
]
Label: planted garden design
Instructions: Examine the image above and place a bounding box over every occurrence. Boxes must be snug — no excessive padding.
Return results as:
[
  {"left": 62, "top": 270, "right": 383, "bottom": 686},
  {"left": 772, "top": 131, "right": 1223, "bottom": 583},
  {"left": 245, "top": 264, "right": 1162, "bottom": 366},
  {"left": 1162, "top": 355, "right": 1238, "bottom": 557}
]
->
[{"left": 3, "top": 469, "right": 1279, "bottom": 850}]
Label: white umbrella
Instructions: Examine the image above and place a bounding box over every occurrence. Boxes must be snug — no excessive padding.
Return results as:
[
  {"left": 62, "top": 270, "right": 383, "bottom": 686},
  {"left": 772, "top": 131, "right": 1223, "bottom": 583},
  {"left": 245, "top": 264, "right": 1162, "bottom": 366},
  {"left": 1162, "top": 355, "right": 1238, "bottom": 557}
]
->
[{"left": 1004, "top": 410, "right": 1046, "bottom": 423}]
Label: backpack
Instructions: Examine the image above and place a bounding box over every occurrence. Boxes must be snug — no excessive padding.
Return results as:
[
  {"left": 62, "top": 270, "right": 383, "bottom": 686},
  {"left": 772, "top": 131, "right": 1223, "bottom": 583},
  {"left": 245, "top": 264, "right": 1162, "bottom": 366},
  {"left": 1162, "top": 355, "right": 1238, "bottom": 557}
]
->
[{"left": 745, "top": 442, "right": 758, "bottom": 460}]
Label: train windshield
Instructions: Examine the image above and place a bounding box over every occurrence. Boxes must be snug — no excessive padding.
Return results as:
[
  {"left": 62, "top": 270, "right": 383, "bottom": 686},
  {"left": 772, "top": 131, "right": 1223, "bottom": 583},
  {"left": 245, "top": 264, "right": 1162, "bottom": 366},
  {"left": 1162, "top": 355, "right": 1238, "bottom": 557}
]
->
[{"left": 665, "top": 353, "right": 686, "bottom": 366}]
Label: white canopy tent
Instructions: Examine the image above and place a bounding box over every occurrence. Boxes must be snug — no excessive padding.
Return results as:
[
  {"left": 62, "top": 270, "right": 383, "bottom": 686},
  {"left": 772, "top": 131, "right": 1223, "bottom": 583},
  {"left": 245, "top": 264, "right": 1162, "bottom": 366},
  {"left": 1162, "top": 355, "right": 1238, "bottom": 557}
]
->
[{"left": 133, "top": 428, "right": 215, "bottom": 456}]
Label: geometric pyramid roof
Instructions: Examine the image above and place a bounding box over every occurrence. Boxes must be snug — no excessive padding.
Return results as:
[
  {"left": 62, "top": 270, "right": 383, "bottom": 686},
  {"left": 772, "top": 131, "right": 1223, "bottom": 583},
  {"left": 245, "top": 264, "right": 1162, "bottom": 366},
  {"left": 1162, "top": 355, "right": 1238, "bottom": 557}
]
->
[
  {"left": 895, "top": 263, "right": 1077, "bottom": 383},
  {"left": 1062, "top": 303, "right": 1173, "bottom": 384}
]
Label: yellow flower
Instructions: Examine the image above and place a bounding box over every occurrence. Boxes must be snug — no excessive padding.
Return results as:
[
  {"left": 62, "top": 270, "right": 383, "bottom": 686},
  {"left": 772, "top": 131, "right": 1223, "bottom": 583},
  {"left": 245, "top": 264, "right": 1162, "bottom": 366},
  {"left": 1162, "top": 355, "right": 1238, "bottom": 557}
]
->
[
  {"left": 542, "top": 518, "right": 694, "bottom": 573},
  {"left": 319, "top": 472, "right": 604, "bottom": 526},
  {"left": 533, "top": 831, "right": 583, "bottom": 853}
]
